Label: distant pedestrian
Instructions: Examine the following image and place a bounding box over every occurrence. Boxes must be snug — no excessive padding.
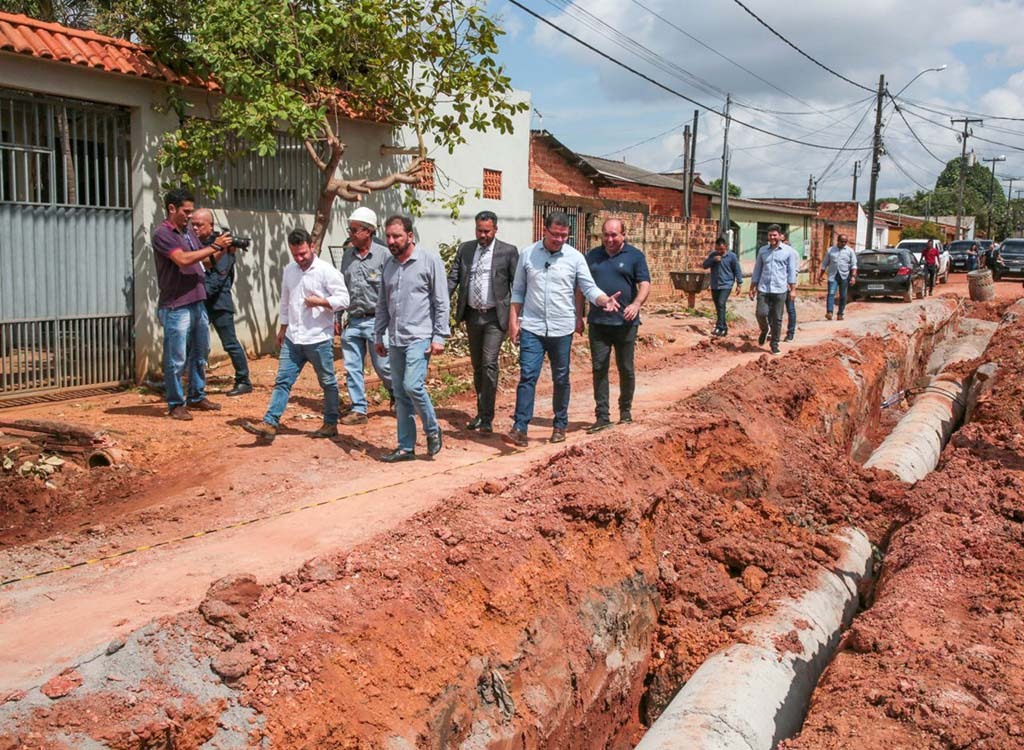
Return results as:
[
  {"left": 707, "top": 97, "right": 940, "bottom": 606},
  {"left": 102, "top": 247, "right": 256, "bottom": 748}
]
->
[
  {"left": 820, "top": 235, "right": 858, "bottom": 321},
  {"left": 580, "top": 218, "right": 651, "bottom": 433},
  {"left": 375, "top": 215, "right": 450, "bottom": 462},
  {"left": 503, "top": 211, "right": 621, "bottom": 447},
  {"left": 151, "top": 188, "right": 223, "bottom": 421},
  {"left": 782, "top": 233, "right": 798, "bottom": 341},
  {"left": 923, "top": 239, "right": 940, "bottom": 295},
  {"left": 967, "top": 242, "right": 980, "bottom": 272},
  {"left": 447, "top": 210, "right": 519, "bottom": 435},
  {"left": 339, "top": 206, "right": 393, "bottom": 425},
  {"left": 242, "top": 228, "right": 349, "bottom": 442},
  {"left": 191, "top": 208, "right": 252, "bottom": 396},
  {"left": 702, "top": 236, "right": 742, "bottom": 337},
  {"left": 749, "top": 224, "right": 798, "bottom": 355}
]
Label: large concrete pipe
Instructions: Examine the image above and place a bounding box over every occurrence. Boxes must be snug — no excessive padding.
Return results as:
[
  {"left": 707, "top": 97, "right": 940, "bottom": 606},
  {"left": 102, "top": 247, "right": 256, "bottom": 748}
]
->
[
  {"left": 634, "top": 528, "right": 873, "bottom": 750},
  {"left": 863, "top": 334, "right": 991, "bottom": 484}
]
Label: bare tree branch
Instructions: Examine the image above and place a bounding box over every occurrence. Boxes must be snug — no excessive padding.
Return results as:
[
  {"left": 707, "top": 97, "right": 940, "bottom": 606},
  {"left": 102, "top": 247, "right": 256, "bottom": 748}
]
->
[
  {"left": 331, "top": 158, "right": 424, "bottom": 201},
  {"left": 304, "top": 139, "right": 328, "bottom": 173}
]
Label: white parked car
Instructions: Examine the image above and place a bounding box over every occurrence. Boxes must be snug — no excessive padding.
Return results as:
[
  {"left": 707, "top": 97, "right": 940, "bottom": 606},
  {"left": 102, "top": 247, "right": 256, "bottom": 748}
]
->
[{"left": 894, "top": 239, "right": 950, "bottom": 283}]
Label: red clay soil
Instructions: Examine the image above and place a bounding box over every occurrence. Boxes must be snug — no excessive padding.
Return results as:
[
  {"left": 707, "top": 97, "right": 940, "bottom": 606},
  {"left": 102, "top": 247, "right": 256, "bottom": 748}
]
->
[
  {"left": 0, "top": 306, "right": 953, "bottom": 749},
  {"left": 783, "top": 302, "right": 1024, "bottom": 750}
]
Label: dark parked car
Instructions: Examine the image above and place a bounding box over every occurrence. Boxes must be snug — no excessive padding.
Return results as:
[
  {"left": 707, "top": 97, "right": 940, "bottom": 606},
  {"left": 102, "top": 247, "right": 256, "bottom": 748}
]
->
[
  {"left": 991, "top": 238, "right": 1024, "bottom": 280},
  {"left": 947, "top": 239, "right": 993, "bottom": 272},
  {"left": 849, "top": 250, "right": 925, "bottom": 302}
]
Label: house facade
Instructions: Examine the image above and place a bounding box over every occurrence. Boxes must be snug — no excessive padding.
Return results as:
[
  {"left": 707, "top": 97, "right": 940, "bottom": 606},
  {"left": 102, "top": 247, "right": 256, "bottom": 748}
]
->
[{"left": 0, "top": 12, "right": 532, "bottom": 400}]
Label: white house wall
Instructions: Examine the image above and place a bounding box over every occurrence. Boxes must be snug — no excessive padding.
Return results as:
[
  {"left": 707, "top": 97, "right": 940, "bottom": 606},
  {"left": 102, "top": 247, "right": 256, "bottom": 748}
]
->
[{"left": 0, "top": 54, "right": 533, "bottom": 381}]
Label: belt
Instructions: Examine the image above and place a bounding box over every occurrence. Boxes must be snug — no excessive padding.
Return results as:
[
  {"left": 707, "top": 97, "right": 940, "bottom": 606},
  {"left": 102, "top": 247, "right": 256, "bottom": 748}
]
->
[
  {"left": 469, "top": 305, "right": 496, "bottom": 313},
  {"left": 348, "top": 311, "right": 375, "bottom": 319}
]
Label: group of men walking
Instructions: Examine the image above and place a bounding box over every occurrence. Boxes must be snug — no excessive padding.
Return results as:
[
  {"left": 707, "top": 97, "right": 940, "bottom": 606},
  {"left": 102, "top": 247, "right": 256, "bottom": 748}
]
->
[{"left": 153, "top": 191, "right": 651, "bottom": 459}]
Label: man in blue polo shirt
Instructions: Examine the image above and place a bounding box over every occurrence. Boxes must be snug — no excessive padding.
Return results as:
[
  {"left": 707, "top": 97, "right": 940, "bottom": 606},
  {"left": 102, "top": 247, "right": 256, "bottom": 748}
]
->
[
  {"left": 579, "top": 218, "right": 650, "bottom": 433},
  {"left": 748, "top": 224, "right": 799, "bottom": 355}
]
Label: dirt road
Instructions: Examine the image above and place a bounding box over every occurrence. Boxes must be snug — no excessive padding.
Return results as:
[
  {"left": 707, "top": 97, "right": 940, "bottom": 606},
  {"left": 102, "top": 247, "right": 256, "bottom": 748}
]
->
[{"left": 0, "top": 283, "right": 1017, "bottom": 696}]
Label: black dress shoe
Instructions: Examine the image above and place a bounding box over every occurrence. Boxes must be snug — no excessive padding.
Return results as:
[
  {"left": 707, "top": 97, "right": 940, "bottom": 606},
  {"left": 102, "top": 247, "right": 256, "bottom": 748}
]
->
[
  {"left": 586, "top": 418, "right": 614, "bottom": 434},
  {"left": 479, "top": 422, "right": 493, "bottom": 435},
  {"left": 427, "top": 429, "right": 443, "bottom": 456},
  {"left": 227, "top": 383, "right": 253, "bottom": 397},
  {"left": 466, "top": 416, "right": 483, "bottom": 431},
  {"left": 758, "top": 329, "right": 768, "bottom": 346},
  {"left": 784, "top": 333, "right": 795, "bottom": 342},
  {"left": 380, "top": 448, "right": 415, "bottom": 463}
]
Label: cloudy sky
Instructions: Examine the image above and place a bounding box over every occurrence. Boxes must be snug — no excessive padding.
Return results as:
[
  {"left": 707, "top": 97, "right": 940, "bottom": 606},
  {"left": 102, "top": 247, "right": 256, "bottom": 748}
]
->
[{"left": 489, "top": 0, "right": 1024, "bottom": 203}]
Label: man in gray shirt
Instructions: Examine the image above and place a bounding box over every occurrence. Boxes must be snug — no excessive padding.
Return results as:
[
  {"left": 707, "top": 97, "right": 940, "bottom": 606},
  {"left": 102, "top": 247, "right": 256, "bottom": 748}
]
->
[
  {"left": 339, "top": 206, "right": 393, "bottom": 425},
  {"left": 374, "top": 215, "right": 451, "bottom": 462},
  {"left": 503, "top": 211, "right": 620, "bottom": 447},
  {"left": 748, "top": 224, "right": 798, "bottom": 355},
  {"left": 819, "top": 234, "right": 858, "bottom": 321}
]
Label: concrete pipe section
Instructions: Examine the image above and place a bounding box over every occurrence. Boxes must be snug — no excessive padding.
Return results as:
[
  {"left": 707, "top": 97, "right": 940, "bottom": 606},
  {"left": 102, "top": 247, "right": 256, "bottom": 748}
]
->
[
  {"left": 635, "top": 528, "right": 873, "bottom": 750},
  {"left": 864, "top": 332, "right": 992, "bottom": 484}
]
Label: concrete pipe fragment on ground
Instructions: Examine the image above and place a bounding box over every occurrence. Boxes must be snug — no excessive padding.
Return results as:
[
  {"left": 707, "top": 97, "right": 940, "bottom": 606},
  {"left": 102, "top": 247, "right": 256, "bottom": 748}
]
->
[{"left": 634, "top": 528, "right": 873, "bottom": 750}]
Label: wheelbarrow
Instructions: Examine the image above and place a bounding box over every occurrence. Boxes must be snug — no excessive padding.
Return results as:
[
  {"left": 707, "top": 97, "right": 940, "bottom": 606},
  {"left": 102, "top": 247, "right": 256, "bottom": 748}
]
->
[{"left": 669, "top": 271, "right": 711, "bottom": 308}]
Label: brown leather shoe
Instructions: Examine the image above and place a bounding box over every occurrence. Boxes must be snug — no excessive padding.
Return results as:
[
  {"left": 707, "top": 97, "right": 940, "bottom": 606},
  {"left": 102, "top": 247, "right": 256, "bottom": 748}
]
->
[
  {"left": 189, "top": 398, "right": 222, "bottom": 412},
  {"left": 341, "top": 411, "right": 368, "bottom": 426},
  {"left": 241, "top": 421, "right": 277, "bottom": 440},
  {"left": 312, "top": 423, "right": 338, "bottom": 438},
  {"left": 169, "top": 405, "right": 192, "bottom": 421},
  {"left": 550, "top": 428, "right": 566, "bottom": 443},
  {"left": 503, "top": 428, "right": 528, "bottom": 448}
]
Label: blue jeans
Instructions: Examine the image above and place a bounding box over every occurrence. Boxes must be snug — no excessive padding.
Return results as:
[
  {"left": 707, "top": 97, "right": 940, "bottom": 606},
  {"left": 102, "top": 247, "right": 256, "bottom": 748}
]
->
[
  {"left": 711, "top": 287, "right": 732, "bottom": 332},
  {"left": 159, "top": 301, "right": 209, "bottom": 410},
  {"left": 342, "top": 316, "right": 392, "bottom": 414},
  {"left": 389, "top": 339, "right": 439, "bottom": 452},
  {"left": 264, "top": 338, "right": 339, "bottom": 427},
  {"left": 513, "top": 330, "right": 572, "bottom": 433},
  {"left": 208, "top": 307, "right": 250, "bottom": 385},
  {"left": 826, "top": 275, "right": 850, "bottom": 315},
  {"left": 786, "top": 296, "right": 797, "bottom": 337}
]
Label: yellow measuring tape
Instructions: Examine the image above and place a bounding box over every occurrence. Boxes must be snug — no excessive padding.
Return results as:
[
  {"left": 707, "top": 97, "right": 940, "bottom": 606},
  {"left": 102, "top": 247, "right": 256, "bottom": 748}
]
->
[{"left": 1, "top": 446, "right": 523, "bottom": 588}]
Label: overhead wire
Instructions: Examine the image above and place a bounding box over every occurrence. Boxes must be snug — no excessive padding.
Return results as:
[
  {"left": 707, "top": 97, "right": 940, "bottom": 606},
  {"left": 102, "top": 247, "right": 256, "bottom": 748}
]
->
[
  {"left": 505, "top": 0, "right": 872, "bottom": 152},
  {"left": 886, "top": 91, "right": 948, "bottom": 165},
  {"left": 728, "top": 0, "right": 875, "bottom": 93},
  {"left": 896, "top": 102, "right": 1024, "bottom": 154}
]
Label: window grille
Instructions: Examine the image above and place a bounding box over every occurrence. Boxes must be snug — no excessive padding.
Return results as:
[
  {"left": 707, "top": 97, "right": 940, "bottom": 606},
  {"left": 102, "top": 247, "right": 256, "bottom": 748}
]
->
[{"left": 204, "top": 132, "right": 321, "bottom": 213}]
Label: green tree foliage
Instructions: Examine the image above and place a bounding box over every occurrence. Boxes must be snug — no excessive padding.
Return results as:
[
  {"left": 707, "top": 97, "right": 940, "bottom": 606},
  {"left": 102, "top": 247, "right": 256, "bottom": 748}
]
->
[
  {"left": 708, "top": 178, "right": 742, "bottom": 197},
  {"left": 897, "top": 221, "right": 944, "bottom": 241},
  {"left": 0, "top": 0, "right": 107, "bottom": 27},
  {"left": 99, "top": 0, "right": 527, "bottom": 249}
]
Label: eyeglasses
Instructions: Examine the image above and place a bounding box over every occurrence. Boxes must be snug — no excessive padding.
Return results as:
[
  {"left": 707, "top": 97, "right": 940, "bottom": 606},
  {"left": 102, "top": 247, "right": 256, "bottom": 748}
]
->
[{"left": 347, "top": 225, "right": 368, "bottom": 234}]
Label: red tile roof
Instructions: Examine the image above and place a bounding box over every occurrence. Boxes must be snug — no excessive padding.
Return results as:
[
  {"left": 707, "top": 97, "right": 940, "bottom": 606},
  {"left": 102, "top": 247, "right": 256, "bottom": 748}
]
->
[{"left": 0, "top": 12, "right": 210, "bottom": 88}]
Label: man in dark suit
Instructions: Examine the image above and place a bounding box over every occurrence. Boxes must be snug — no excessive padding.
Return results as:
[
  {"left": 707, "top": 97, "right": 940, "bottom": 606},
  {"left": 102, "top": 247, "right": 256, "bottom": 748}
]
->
[{"left": 447, "top": 210, "right": 519, "bottom": 434}]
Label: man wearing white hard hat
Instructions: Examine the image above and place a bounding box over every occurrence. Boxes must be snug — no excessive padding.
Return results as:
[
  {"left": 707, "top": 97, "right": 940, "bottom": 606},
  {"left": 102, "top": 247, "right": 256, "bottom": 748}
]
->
[{"left": 339, "top": 206, "right": 393, "bottom": 424}]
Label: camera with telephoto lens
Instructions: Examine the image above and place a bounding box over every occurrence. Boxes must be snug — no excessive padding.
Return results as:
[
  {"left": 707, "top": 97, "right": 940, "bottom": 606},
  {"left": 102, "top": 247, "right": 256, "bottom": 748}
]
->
[{"left": 214, "top": 229, "right": 251, "bottom": 251}]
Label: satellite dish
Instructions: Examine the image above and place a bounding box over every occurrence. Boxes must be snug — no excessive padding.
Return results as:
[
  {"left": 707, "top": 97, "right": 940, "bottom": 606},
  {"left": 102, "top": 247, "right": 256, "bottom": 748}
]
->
[{"left": 880, "top": 202, "right": 900, "bottom": 211}]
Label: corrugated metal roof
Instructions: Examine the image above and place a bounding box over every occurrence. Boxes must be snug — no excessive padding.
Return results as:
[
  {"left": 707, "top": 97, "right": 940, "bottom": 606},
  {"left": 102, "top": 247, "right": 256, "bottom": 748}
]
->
[{"left": 0, "top": 11, "right": 210, "bottom": 88}]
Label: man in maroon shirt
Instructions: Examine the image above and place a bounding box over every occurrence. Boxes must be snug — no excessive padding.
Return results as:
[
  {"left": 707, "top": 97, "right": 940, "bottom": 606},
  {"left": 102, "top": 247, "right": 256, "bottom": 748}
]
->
[
  {"left": 923, "top": 239, "right": 940, "bottom": 296},
  {"left": 152, "top": 188, "right": 223, "bottom": 420}
]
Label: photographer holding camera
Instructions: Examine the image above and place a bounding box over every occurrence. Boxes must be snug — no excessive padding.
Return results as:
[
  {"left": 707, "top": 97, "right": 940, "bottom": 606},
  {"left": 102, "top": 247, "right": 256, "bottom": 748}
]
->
[{"left": 191, "top": 208, "right": 252, "bottom": 396}]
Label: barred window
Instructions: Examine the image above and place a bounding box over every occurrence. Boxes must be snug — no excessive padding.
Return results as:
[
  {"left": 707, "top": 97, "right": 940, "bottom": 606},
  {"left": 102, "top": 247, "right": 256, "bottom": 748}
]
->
[
  {"left": 483, "top": 168, "right": 501, "bottom": 200},
  {"left": 0, "top": 88, "right": 131, "bottom": 208},
  {"left": 204, "top": 132, "right": 320, "bottom": 213}
]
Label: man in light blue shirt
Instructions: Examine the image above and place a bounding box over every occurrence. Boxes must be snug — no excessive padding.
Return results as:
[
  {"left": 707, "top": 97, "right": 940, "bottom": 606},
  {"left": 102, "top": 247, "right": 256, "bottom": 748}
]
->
[
  {"left": 819, "top": 234, "right": 858, "bottom": 321},
  {"left": 503, "top": 211, "right": 621, "bottom": 446},
  {"left": 748, "top": 224, "right": 798, "bottom": 354},
  {"left": 374, "top": 215, "right": 450, "bottom": 462}
]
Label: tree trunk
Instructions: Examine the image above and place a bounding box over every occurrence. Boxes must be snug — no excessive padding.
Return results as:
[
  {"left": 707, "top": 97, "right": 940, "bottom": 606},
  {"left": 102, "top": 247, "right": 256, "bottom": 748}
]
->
[{"left": 310, "top": 182, "right": 336, "bottom": 255}]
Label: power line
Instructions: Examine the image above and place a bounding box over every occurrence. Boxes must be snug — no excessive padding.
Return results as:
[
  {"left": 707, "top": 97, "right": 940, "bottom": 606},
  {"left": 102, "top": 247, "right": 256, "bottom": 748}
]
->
[
  {"left": 733, "top": 96, "right": 874, "bottom": 117},
  {"left": 897, "top": 103, "right": 1024, "bottom": 154},
  {"left": 886, "top": 91, "right": 947, "bottom": 165},
  {"left": 817, "top": 99, "right": 878, "bottom": 184},
  {"left": 728, "top": 0, "right": 874, "bottom": 93},
  {"left": 598, "top": 115, "right": 704, "bottom": 158},
  {"left": 506, "top": 0, "right": 871, "bottom": 152},
  {"left": 894, "top": 94, "right": 1024, "bottom": 123}
]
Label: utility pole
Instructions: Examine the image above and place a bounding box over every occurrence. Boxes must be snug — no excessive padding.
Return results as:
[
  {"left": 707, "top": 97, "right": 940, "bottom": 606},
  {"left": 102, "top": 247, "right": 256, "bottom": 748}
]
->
[
  {"left": 719, "top": 94, "right": 732, "bottom": 245},
  {"left": 952, "top": 117, "right": 983, "bottom": 240},
  {"left": 1016, "top": 188, "right": 1024, "bottom": 235},
  {"left": 1004, "top": 176, "right": 1020, "bottom": 236},
  {"left": 852, "top": 161, "right": 860, "bottom": 202},
  {"left": 682, "top": 124, "right": 691, "bottom": 219},
  {"left": 983, "top": 155, "right": 1006, "bottom": 239},
  {"left": 688, "top": 109, "right": 698, "bottom": 218},
  {"left": 866, "top": 74, "right": 885, "bottom": 250},
  {"left": 807, "top": 174, "right": 814, "bottom": 203}
]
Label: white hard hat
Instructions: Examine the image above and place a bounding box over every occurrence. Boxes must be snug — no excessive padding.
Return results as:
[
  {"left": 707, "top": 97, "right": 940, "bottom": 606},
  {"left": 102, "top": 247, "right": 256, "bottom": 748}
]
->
[{"left": 349, "top": 206, "right": 378, "bottom": 229}]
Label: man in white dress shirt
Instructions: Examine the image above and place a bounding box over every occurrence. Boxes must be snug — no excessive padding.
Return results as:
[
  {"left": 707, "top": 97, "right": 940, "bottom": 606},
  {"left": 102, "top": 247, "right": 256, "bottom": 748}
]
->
[{"left": 242, "top": 228, "right": 349, "bottom": 441}]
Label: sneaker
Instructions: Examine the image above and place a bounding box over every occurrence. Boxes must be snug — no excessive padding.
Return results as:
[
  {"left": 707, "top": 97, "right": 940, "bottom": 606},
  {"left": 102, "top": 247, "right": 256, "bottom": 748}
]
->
[
  {"left": 380, "top": 448, "right": 415, "bottom": 463},
  {"left": 226, "top": 383, "right": 253, "bottom": 397},
  {"left": 312, "top": 423, "right": 338, "bottom": 438},
  {"left": 341, "top": 411, "right": 368, "bottom": 426},
  {"left": 503, "top": 429, "right": 528, "bottom": 448},
  {"left": 466, "top": 416, "right": 484, "bottom": 431},
  {"left": 550, "top": 428, "right": 566, "bottom": 444},
  {"left": 619, "top": 412, "right": 633, "bottom": 424},
  {"left": 825, "top": 312, "right": 833, "bottom": 321},
  {"left": 427, "top": 429, "right": 443, "bottom": 456},
  {"left": 784, "top": 333, "right": 794, "bottom": 342},
  {"left": 169, "top": 405, "right": 193, "bottom": 421},
  {"left": 189, "top": 398, "right": 222, "bottom": 411},
  {"left": 711, "top": 328, "right": 723, "bottom": 337},
  {"left": 771, "top": 346, "right": 780, "bottom": 355},
  {"left": 586, "top": 418, "right": 614, "bottom": 434},
  {"left": 242, "top": 421, "right": 276, "bottom": 440},
  {"left": 758, "top": 329, "right": 768, "bottom": 346}
]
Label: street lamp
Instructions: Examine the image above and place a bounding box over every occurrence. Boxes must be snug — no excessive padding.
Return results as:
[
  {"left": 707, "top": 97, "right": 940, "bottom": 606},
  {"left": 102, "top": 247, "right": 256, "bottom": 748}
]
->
[
  {"left": 984, "top": 155, "right": 1007, "bottom": 238},
  {"left": 866, "top": 64, "right": 946, "bottom": 249}
]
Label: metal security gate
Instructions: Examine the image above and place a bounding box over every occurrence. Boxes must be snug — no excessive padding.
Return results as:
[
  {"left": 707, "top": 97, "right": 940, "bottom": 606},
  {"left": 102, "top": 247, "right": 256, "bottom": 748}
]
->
[{"left": 0, "top": 89, "right": 133, "bottom": 401}]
